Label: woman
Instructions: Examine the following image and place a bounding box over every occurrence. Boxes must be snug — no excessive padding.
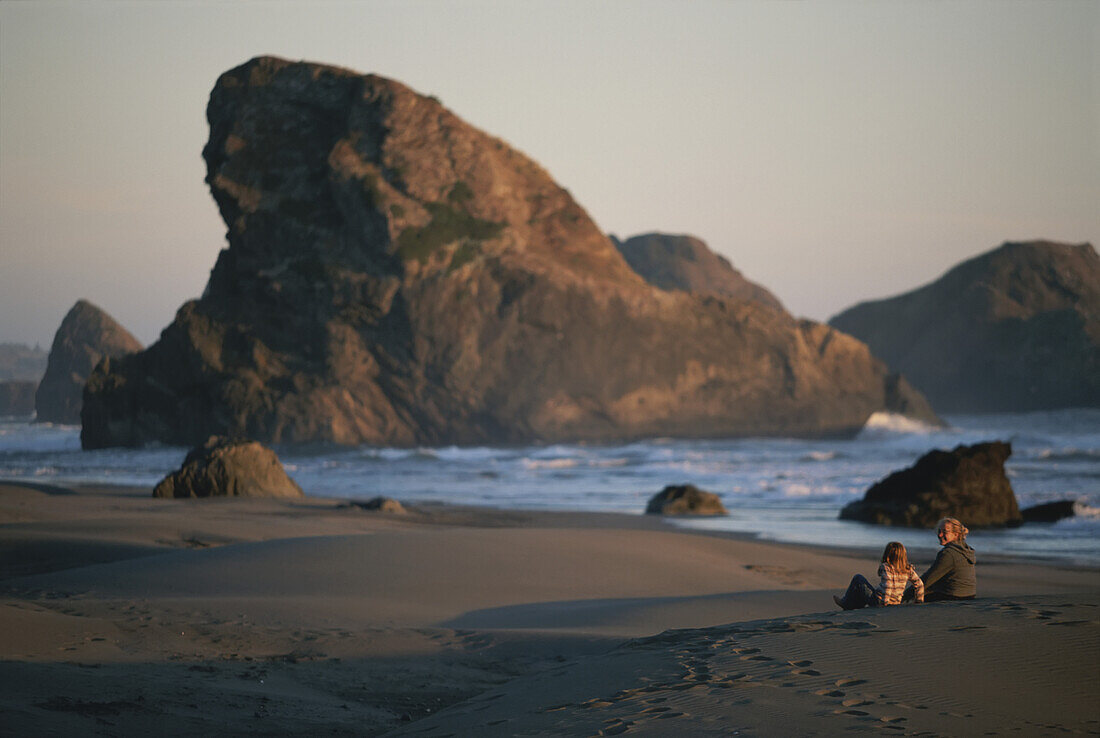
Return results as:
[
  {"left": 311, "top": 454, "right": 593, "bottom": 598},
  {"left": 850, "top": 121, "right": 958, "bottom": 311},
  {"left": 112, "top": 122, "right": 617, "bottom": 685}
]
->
[
  {"left": 834, "top": 541, "right": 924, "bottom": 610},
  {"left": 920, "top": 517, "right": 976, "bottom": 601}
]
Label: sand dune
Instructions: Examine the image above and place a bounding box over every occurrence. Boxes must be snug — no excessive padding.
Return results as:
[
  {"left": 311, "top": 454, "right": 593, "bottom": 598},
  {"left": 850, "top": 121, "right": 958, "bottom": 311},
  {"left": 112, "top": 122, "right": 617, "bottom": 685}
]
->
[{"left": 1, "top": 481, "right": 1097, "bottom": 736}]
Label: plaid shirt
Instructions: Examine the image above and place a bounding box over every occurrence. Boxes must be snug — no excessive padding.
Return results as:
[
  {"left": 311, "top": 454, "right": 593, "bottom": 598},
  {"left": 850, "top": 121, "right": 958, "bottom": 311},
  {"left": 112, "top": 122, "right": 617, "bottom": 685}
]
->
[{"left": 875, "top": 563, "right": 924, "bottom": 605}]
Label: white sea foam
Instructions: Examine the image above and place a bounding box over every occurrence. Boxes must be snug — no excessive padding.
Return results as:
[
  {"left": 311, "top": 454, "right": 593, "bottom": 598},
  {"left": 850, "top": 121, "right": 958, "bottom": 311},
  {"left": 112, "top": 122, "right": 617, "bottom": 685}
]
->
[
  {"left": 857, "top": 412, "right": 939, "bottom": 437},
  {"left": 521, "top": 458, "right": 578, "bottom": 470},
  {"left": 1035, "top": 448, "right": 1100, "bottom": 462},
  {"left": 1072, "top": 501, "right": 1100, "bottom": 519},
  {"left": 783, "top": 483, "right": 814, "bottom": 497}
]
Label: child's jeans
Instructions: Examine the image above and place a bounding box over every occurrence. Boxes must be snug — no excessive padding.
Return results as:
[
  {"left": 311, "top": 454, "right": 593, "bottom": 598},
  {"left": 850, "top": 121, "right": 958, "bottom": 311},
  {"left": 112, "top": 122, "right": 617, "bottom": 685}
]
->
[{"left": 837, "top": 574, "right": 879, "bottom": 610}]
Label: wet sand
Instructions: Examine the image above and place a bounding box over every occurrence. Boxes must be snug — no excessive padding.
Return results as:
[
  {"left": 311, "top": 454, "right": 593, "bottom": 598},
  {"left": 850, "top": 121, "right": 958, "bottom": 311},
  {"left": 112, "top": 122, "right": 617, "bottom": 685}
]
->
[{"left": 1, "top": 480, "right": 1097, "bottom": 735}]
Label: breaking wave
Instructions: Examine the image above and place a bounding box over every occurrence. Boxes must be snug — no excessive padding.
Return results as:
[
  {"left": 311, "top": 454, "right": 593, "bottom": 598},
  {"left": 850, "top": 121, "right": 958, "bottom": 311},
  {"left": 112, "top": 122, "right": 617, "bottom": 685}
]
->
[{"left": 857, "top": 412, "right": 940, "bottom": 437}]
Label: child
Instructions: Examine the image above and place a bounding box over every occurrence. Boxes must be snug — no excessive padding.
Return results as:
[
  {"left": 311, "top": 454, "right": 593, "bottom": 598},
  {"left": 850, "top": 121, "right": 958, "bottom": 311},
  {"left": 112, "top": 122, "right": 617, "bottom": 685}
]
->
[{"left": 834, "top": 541, "right": 924, "bottom": 610}]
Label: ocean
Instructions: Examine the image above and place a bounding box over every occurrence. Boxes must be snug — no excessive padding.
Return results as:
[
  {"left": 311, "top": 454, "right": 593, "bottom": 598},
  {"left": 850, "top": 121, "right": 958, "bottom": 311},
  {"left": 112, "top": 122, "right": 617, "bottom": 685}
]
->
[{"left": 2, "top": 409, "right": 1098, "bottom": 565}]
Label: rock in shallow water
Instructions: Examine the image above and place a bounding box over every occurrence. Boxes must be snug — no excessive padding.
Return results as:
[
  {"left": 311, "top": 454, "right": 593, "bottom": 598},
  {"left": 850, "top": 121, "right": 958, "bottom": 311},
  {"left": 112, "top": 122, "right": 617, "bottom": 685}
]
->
[
  {"left": 646, "top": 484, "right": 728, "bottom": 516},
  {"left": 153, "top": 436, "right": 304, "bottom": 499},
  {"left": 1020, "top": 500, "right": 1077, "bottom": 523},
  {"left": 839, "top": 441, "right": 1022, "bottom": 528},
  {"left": 350, "top": 496, "right": 406, "bottom": 514}
]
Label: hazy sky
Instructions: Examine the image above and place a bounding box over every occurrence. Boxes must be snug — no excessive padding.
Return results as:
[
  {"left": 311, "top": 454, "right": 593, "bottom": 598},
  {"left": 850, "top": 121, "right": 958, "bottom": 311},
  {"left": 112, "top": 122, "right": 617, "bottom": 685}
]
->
[{"left": 2, "top": 1, "right": 1097, "bottom": 348}]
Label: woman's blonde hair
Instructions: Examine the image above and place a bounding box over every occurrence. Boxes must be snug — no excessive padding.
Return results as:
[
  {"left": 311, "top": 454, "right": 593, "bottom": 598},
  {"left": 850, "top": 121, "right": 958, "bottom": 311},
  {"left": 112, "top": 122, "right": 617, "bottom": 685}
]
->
[
  {"left": 937, "top": 517, "right": 969, "bottom": 540},
  {"left": 881, "top": 541, "right": 910, "bottom": 572}
]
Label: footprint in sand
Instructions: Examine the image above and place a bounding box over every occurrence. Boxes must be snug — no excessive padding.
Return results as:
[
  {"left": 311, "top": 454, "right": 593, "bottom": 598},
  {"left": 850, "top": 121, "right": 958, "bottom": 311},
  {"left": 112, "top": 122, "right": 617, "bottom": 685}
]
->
[
  {"left": 598, "top": 719, "right": 633, "bottom": 735},
  {"left": 539, "top": 703, "right": 572, "bottom": 713},
  {"left": 815, "top": 689, "right": 846, "bottom": 698},
  {"left": 839, "top": 621, "right": 876, "bottom": 631},
  {"left": 835, "top": 678, "right": 867, "bottom": 687}
]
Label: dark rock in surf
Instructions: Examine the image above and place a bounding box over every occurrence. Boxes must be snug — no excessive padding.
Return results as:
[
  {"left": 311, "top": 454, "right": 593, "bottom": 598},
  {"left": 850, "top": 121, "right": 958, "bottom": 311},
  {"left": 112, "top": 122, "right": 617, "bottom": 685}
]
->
[
  {"left": 646, "top": 484, "right": 728, "bottom": 516},
  {"left": 36, "top": 300, "right": 142, "bottom": 425},
  {"left": 153, "top": 435, "right": 304, "bottom": 499},
  {"left": 81, "top": 56, "right": 940, "bottom": 450},
  {"left": 839, "top": 441, "right": 1022, "bottom": 528},
  {"left": 1020, "top": 499, "right": 1077, "bottom": 523}
]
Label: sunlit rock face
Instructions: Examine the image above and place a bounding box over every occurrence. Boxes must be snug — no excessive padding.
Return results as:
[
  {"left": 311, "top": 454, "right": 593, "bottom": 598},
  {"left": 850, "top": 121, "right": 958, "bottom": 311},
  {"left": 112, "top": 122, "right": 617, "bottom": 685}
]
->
[
  {"left": 830, "top": 241, "right": 1100, "bottom": 412},
  {"left": 81, "top": 56, "right": 937, "bottom": 449}
]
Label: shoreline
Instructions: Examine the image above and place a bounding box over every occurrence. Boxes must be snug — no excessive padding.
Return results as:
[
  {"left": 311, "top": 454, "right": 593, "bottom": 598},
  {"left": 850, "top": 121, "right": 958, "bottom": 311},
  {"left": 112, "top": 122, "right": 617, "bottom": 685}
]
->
[
  {"left": 12, "top": 477, "right": 1097, "bottom": 571},
  {"left": 2, "top": 480, "right": 1098, "bottom": 735}
]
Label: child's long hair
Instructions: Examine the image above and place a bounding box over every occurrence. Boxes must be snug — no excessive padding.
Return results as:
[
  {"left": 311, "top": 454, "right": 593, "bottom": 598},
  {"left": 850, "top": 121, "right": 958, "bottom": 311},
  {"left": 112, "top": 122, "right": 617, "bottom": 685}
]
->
[{"left": 881, "top": 541, "right": 910, "bottom": 573}]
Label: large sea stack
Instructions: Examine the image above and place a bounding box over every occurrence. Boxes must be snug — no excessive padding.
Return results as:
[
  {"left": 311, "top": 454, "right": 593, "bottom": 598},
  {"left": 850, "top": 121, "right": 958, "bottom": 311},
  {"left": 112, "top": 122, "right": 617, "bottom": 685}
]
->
[
  {"left": 613, "top": 233, "right": 784, "bottom": 311},
  {"left": 82, "top": 56, "right": 938, "bottom": 449},
  {"left": 36, "top": 300, "right": 143, "bottom": 424},
  {"left": 830, "top": 241, "right": 1100, "bottom": 412}
]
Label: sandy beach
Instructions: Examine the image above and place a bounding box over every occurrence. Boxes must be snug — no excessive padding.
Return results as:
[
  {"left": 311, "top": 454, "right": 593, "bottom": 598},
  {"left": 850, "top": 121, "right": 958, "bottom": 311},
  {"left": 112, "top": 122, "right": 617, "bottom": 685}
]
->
[{"left": 1, "top": 480, "right": 1097, "bottom": 736}]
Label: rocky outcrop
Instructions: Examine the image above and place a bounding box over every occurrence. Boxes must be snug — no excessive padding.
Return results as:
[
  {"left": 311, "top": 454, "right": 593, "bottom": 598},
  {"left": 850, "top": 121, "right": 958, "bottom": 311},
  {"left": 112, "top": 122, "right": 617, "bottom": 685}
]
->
[
  {"left": 645, "top": 484, "right": 728, "bottom": 515},
  {"left": 153, "top": 436, "right": 304, "bottom": 499},
  {"left": 612, "top": 233, "right": 784, "bottom": 311},
  {"left": 81, "top": 56, "right": 939, "bottom": 449},
  {"left": 839, "top": 441, "right": 1022, "bottom": 528},
  {"left": 830, "top": 241, "right": 1100, "bottom": 412},
  {"left": 35, "top": 301, "right": 142, "bottom": 424},
  {"left": 0, "top": 381, "right": 36, "bottom": 417}
]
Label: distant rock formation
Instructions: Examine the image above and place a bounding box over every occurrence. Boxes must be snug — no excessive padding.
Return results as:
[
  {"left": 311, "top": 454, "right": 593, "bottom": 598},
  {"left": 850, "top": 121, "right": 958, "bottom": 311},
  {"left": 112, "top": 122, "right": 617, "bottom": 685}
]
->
[
  {"left": 0, "top": 343, "right": 47, "bottom": 382},
  {"left": 0, "top": 381, "right": 36, "bottom": 417},
  {"left": 153, "top": 436, "right": 304, "bottom": 499},
  {"left": 839, "top": 441, "right": 1023, "bottom": 528},
  {"left": 612, "top": 233, "right": 784, "bottom": 311},
  {"left": 35, "top": 300, "right": 142, "bottom": 425},
  {"left": 830, "top": 241, "right": 1100, "bottom": 412},
  {"left": 645, "top": 484, "right": 728, "bottom": 515},
  {"left": 82, "top": 56, "right": 939, "bottom": 449}
]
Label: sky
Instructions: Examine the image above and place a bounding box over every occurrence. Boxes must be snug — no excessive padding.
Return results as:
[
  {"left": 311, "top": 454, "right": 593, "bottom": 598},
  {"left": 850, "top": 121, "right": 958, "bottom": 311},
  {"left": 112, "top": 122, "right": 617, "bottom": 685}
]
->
[{"left": 2, "top": 0, "right": 1097, "bottom": 349}]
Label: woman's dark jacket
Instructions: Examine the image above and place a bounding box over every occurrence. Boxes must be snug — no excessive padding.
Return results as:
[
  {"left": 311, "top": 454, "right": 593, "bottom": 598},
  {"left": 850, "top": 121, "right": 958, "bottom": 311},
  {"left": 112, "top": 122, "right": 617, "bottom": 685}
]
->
[{"left": 921, "top": 541, "right": 976, "bottom": 598}]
